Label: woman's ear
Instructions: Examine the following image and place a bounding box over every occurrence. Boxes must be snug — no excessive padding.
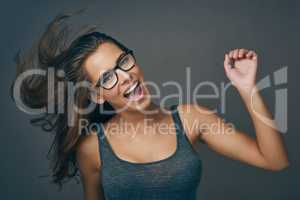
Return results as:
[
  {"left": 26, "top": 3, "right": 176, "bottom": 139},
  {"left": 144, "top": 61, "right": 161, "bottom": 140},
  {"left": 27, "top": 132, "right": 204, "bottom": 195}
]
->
[{"left": 90, "top": 87, "right": 105, "bottom": 104}]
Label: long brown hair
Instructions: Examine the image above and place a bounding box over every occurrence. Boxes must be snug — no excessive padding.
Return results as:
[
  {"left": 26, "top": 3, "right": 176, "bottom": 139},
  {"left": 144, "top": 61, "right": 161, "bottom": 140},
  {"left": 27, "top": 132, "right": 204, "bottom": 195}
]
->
[{"left": 10, "top": 12, "right": 128, "bottom": 188}]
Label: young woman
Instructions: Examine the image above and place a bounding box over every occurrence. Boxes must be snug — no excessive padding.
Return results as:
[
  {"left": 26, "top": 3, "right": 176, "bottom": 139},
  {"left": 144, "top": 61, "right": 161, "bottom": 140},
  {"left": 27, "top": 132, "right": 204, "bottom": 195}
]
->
[{"left": 11, "top": 13, "right": 289, "bottom": 200}]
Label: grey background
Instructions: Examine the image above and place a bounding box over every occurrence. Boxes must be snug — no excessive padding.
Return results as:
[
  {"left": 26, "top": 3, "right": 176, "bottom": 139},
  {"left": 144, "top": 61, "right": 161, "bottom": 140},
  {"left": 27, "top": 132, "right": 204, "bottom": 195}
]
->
[{"left": 1, "top": 0, "right": 299, "bottom": 199}]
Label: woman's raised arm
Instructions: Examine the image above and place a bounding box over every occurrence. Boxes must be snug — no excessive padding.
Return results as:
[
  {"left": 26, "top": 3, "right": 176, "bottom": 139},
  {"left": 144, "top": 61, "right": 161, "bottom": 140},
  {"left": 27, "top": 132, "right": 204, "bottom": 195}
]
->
[{"left": 177, "top": 49, "right": 289, "bottom": 171}]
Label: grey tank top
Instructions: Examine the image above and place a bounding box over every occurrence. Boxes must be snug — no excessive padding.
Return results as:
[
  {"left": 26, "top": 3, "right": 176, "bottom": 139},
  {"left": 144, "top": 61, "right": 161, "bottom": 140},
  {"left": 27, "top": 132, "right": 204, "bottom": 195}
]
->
[{"left": 96, "top": 104, "right": 203, "bottom": 199}]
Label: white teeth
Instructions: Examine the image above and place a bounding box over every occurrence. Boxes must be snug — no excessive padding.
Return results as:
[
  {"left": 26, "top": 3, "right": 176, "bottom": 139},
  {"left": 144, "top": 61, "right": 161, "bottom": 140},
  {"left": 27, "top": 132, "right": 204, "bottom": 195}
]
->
[{"left": 124, "top": 81, "right": 138, "bottom": 96}]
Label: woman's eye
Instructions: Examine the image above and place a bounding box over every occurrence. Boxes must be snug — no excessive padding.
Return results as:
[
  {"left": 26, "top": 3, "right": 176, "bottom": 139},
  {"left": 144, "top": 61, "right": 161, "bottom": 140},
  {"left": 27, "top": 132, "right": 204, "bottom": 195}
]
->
[
  {"left": 102, "top": 71, "right": 113, "bottom": 83},
  {"left": 120, "top": 56, "right": 129, "bottom": 65}
]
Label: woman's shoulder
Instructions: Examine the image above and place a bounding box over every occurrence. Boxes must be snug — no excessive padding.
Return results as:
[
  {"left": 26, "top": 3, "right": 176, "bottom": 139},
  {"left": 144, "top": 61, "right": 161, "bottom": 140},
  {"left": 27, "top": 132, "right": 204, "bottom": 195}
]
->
[
  {"left": 175, "top": 103, "right": 212, "bottom": 144},
  {"left": 76, "top": 130, "right": 101, "bottom": 172},
  {"left": 76, "top": 130, "right": 103, "bottom": 193}
]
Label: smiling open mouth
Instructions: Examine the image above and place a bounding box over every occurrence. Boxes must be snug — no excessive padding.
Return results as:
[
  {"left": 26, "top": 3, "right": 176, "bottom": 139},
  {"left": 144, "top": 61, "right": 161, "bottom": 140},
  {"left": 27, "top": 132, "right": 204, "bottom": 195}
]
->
[{"left": 123, "top": 80, "right": 144, "bottom": 101}]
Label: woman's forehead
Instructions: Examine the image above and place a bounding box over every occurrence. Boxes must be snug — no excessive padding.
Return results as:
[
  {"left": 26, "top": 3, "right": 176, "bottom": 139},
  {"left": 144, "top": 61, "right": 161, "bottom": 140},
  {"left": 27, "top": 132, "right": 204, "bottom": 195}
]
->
[{"left": 84, "top": 42, "right": 123, "bottom": 82}]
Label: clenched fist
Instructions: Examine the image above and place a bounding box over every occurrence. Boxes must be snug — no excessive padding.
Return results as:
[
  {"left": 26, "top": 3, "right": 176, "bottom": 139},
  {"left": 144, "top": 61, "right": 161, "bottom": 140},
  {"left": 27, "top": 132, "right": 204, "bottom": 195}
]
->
[{"left": 224, "top": 48, "right": 258, "bottom": 92}]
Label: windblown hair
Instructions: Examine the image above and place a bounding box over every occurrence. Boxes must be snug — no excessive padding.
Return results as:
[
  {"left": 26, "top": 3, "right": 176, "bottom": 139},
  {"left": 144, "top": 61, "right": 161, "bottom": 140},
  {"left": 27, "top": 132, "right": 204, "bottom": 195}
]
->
[{"left": 10, "top": 12, "right": 129, "bottom": 188}]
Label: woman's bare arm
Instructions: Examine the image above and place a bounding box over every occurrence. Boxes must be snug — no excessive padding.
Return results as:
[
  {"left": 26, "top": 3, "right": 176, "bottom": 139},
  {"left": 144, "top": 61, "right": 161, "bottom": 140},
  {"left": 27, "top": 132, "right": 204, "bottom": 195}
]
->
[
  {"left": 76, "top": 133, "right": 105, "bottom": 200},
  {"left": 179, "top": 103, "right": 289, "bottom": 171},
  {"left": 178, "top": 48, "right": 289, "bottom": 171}
]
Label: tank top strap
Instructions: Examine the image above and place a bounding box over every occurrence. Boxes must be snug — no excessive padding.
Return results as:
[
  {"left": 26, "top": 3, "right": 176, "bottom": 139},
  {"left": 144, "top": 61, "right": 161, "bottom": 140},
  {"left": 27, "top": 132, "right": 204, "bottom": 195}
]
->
[
  {"left": 169, "top": 104, "right": 202, "bottom": 161},
  {"left": 96, "top": 122, "right": 118, "bottom": 165},
  {"left": 97, "top": 123, "right": 106, "bottom": 139},
  {"left": 169, "top": 104, "right": 184, "bottom": 131},
  {"left": 169, "top": 104, "right": 187, "bottom": 146}
]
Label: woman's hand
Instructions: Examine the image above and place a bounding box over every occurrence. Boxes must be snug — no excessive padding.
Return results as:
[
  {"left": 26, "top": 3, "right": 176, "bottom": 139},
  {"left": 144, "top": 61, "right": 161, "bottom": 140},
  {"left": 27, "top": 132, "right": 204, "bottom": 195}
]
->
[{"left": 223, "top": 48, "right": 258, "bottom": 92}]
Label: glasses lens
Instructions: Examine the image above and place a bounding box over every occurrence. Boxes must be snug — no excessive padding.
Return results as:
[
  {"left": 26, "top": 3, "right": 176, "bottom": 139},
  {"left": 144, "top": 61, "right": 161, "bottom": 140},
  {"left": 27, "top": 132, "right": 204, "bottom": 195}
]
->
[
  {"left": 99, "top": 70, "right": 117, "bottom": 89},
  {"left": 119, "top": 53, "right": 135, "bottom": 71}
]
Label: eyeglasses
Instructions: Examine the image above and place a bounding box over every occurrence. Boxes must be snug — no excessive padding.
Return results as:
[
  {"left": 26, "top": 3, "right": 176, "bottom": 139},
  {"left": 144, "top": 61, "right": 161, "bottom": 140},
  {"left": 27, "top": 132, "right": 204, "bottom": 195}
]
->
[{"left": 95, "top": 49, "right": 136, "bottom": 90}]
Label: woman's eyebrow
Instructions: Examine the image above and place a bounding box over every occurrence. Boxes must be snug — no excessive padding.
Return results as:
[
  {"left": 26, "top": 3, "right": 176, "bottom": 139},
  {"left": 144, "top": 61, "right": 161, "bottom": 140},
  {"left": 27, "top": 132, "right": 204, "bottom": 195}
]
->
[
  {"left": 116, "top": 51, "right": 126, "bottom": 65},
  {"left": 107, "top": 52, "right": 126, "bottom": 69},
  {"left": 98, "top": 52, "right": 125, "bottom": 77}
]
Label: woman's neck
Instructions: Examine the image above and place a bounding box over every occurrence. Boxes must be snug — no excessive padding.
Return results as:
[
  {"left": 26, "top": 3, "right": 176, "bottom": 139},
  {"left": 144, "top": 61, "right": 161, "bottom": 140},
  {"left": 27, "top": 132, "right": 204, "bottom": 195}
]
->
[{"left": 115, "top": 102, "right": 166, "bottom": 125}]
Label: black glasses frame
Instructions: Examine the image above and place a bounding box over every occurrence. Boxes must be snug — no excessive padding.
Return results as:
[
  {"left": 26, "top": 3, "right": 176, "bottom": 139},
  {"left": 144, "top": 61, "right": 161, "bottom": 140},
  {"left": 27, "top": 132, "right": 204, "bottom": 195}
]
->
[{"left": 95, "top": 49, "right": 135, "bottom": 89}]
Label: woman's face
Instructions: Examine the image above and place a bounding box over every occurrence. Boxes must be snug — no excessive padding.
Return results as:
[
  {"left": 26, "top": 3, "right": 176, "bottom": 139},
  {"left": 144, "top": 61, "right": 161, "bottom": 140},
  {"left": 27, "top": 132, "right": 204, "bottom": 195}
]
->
[{"left": 83, "top": 42, "right": 151, "bottom": 112}]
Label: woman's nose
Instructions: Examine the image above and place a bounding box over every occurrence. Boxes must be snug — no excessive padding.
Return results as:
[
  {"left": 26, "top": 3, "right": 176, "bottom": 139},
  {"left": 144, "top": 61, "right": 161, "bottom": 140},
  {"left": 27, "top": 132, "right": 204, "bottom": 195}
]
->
[{"left": 116, "top": 69, "right": 132, "bottom": 85}]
